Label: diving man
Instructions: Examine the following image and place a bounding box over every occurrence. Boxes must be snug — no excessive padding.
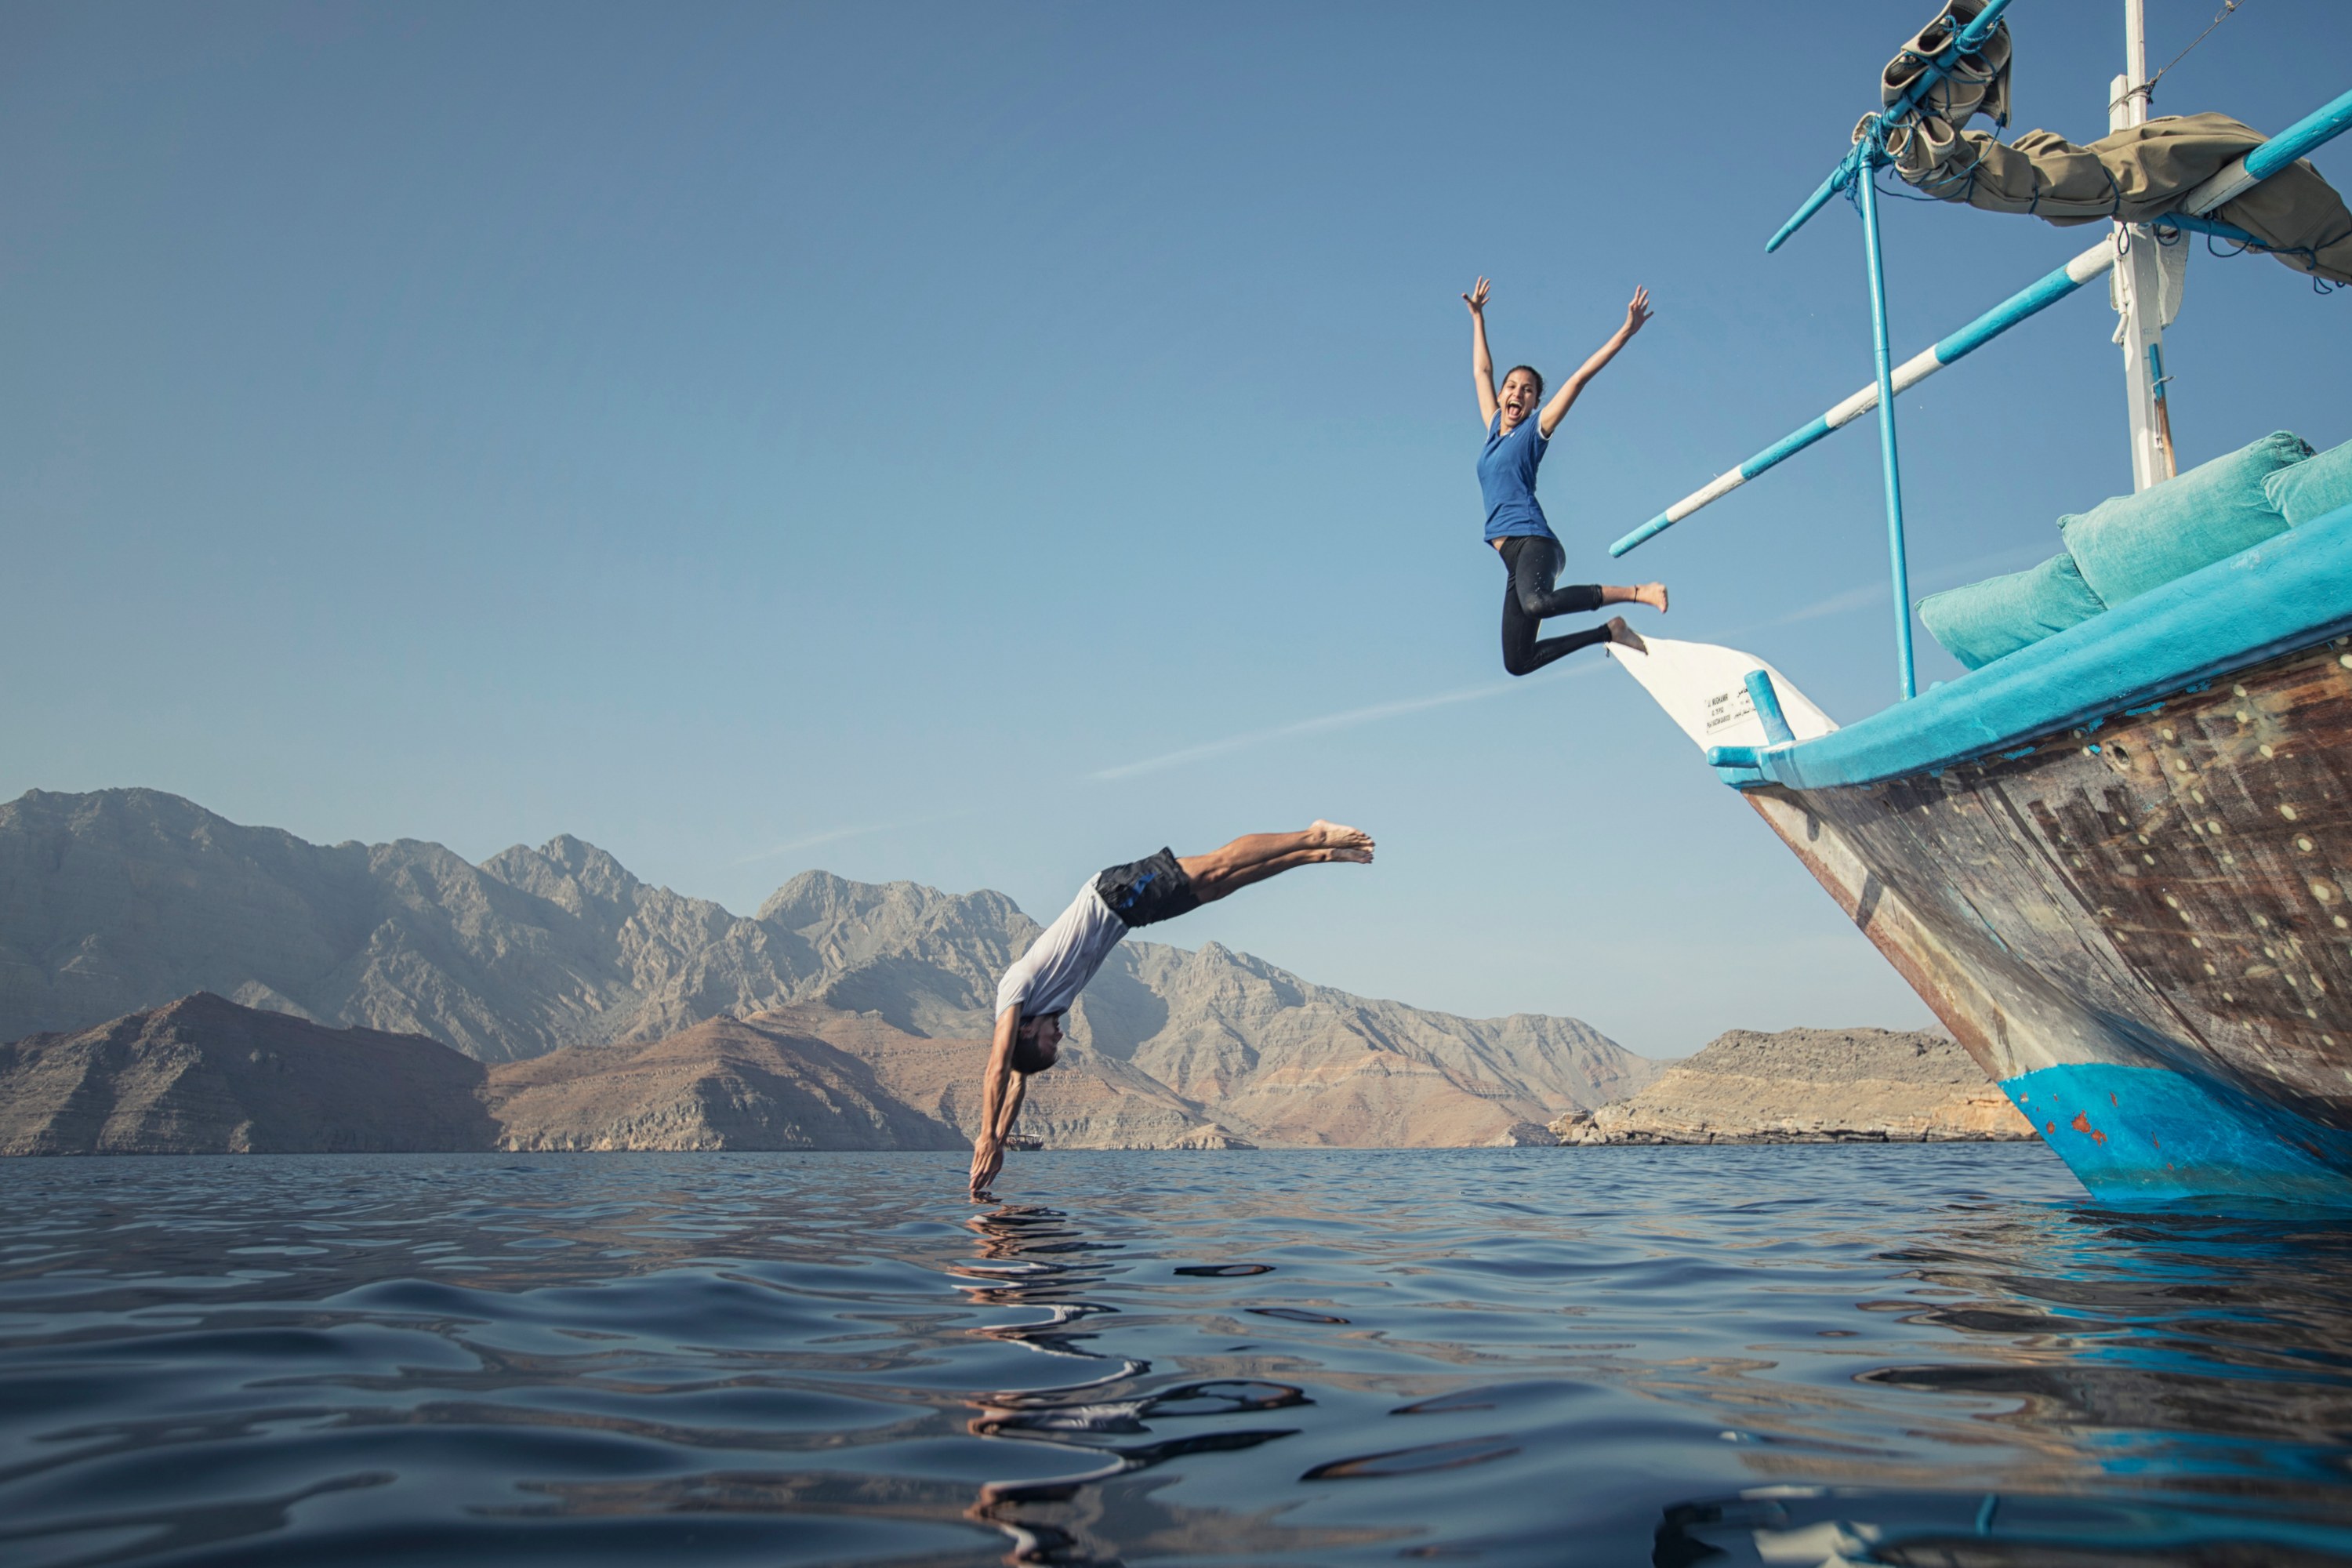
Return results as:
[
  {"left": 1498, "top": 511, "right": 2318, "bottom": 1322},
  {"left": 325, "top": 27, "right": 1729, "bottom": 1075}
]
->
[{"left": 969, "top": 822, "right": 1375, "bottom": 1198}]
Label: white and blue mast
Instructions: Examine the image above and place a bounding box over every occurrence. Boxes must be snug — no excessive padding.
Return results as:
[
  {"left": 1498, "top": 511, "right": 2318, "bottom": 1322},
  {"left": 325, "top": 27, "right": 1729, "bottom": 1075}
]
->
[{"left": 2111, "top": 0, "right": 2176, "bottom": 493}]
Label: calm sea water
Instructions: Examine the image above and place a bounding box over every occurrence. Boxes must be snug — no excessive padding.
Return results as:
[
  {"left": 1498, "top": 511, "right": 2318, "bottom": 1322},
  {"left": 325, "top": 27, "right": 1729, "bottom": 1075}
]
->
[{"left": 4, "top": 1145, "right": 2351, "bottom": 1566}]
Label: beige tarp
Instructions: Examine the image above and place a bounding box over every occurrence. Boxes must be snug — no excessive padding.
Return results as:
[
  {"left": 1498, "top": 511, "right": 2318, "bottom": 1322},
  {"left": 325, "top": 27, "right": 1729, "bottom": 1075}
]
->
[
  {"left": 1879, "top": 0, "right": 2011, "bottom": 139},
  {"left": 1870, "top": 2, "right": 2352, "bottom": 285}
]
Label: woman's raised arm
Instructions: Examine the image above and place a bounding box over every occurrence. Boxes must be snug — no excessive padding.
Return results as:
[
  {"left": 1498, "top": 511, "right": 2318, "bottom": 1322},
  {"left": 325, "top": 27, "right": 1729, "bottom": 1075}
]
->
[
  {"left": 1538, "top": 285, "right": 1652, "bottom": 439},
  {"left": 1464, "top": 277, "right": 1498, "bottom": 430}
]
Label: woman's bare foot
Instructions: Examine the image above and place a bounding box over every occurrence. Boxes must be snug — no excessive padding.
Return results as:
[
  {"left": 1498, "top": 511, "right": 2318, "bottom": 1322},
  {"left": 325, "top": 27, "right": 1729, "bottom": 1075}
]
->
[
  {"left": 1308, "top": 820, "right": 1375, "bottom": 862},
  {"left": 1606, "top": 617, "right": 1647, "bottom": 655},
  {"left": 1634, "top": 583, "right": 1668, "bottom": 613}
]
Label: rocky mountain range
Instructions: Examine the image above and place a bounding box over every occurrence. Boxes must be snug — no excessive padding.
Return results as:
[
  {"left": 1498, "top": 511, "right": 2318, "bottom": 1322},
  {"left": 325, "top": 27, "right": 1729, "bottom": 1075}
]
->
[
  {"left": 0, "top": 789, "right": 1657, "bottom": 1146},
  {"left": 1549, "top": 1028, "right": 2034, "bottom": 1145},
  {"left": 5, "top": 999, "right": 2033, "bottom": 1157},
  {"left": 1, "top": 993, "right": 1282, "bottom": 1155}
]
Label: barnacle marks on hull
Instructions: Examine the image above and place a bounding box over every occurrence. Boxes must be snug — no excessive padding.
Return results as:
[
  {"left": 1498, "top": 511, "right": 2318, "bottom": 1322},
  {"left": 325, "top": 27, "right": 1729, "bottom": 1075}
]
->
[{"left": 1747, "top": 638, "right": 2352, "bottom": 1201}]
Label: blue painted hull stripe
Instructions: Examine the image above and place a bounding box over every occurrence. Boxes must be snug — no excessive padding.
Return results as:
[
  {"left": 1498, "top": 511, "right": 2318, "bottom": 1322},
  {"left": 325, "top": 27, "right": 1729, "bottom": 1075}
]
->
[{"left": 2002, "top": 1062, "right": 2352, "bottom": 1203}]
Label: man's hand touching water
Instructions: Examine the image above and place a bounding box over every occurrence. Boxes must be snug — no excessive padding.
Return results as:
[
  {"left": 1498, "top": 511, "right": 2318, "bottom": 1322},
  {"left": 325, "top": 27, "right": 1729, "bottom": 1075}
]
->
[{"left": 968, "top": 1134, "right": 1004, "bottom": 1201}]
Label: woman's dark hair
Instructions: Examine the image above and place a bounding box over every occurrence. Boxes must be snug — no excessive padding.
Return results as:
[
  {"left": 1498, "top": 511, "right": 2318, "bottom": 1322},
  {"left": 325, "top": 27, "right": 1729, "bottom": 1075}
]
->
[
  {"left": 1011, "top": 1030, "right": 1058, "bottom": 1075},
  {"left": 1503, "top": 365, "right": 1544, "bottom": 397}
]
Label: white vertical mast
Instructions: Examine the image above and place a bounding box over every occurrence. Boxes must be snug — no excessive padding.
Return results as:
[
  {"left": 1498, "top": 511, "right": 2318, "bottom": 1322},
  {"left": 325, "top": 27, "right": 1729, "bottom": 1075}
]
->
[{"left": 2111, "top": 0, "right": 2176, "bottom": 488}]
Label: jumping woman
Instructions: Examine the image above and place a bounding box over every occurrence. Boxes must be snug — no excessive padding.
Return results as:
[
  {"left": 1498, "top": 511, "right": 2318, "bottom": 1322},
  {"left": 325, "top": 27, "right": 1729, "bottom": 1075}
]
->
[{"left": 1464, "top": 277, "right": 1666, "bottom": 675}]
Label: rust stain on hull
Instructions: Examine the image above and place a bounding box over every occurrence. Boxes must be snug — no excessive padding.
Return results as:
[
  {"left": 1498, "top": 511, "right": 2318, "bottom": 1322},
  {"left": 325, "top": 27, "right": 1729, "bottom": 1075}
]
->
[{"left": 1744, "top": 637, "right": 2352, "bottom": 1151}]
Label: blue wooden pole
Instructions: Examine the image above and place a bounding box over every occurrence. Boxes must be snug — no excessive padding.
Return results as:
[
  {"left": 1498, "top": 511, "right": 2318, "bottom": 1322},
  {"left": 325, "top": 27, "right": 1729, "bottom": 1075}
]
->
[
  {"left": 2244, "top": 85, "right": 2352, "bottom": 183},
  {"left": 1857, "top": 146, "right": 1917, "bottom": 701},
  {"left": 1608, "top": 238, "right": 2118, "bottom": 557},
  {"left": 1767, "top": 148, "right": 1860, "bottom": 257},
  {"left": 1743, "top": 670, "right": 1796, "bottom": 746},
  {"left": 1767, "top": 0, "right": 2017, "bottom": 254}
]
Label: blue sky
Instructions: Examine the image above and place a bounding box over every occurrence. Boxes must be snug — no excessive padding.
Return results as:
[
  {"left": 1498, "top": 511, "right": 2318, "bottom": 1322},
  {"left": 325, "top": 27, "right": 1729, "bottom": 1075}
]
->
[{"left": 5, "top": 1, "right": 2347, "bottom": 1057}]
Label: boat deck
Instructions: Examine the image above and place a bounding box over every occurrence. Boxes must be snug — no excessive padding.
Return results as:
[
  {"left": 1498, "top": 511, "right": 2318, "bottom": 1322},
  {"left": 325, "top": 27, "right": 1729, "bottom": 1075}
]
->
[{"left": 1730, "top": 503, "right": 2352, "bottom": 792}]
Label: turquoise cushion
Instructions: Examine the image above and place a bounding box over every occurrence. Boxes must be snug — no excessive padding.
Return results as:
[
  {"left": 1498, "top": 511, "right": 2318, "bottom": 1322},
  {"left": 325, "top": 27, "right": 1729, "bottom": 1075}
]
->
[
  {"left": 2264, "top": 437, "right": 2352, "bottom": 527},
  {"left": 2058, "top": 430, "right": 2309, "bottom": 605},
  {"left": 1916, "top": 551, "right": 2109, "bottom": 671}
]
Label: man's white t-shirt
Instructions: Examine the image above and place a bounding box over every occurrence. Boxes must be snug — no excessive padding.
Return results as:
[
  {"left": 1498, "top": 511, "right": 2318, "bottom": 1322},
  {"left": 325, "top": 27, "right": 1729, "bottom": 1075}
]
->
[{"left": 994, "top": 880, "right": 1129, "bottom": 1021}]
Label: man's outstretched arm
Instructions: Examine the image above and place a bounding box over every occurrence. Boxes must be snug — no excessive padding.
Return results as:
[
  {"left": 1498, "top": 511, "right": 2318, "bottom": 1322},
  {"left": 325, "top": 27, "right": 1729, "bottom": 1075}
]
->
[
  {"left": 970, "top": 1005, "right": 1022, "bottom": 1199},
  {"left": 1538, "top": 286, "right": 1652, "bottom": 438},
  {"left": 995, "top": 1075, "right": 1029, "bottom": 1142}
]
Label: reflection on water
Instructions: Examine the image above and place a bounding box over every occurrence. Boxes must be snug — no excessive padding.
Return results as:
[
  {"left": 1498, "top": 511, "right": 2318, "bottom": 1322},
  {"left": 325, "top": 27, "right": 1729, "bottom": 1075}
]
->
[
  {"left": 952, "top": 1202, "right": 1353, "bottom": 1565},
  {"left": 1, "top": 1146, "right": 2350, "bottom": 1565}
]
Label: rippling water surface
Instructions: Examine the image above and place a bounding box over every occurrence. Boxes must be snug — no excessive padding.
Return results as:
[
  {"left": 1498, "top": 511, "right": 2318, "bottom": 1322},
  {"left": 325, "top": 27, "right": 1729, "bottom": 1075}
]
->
[{"left": 6, "top": 1145, "right": 2352, "bottom": 1566}]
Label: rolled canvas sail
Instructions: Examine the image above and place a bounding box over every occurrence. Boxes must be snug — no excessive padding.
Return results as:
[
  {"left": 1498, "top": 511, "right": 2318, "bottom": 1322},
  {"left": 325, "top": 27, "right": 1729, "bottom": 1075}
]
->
[
  {"left": 1869, "top": 1, "right": 2352, "bottom": 284},
  {"left": 1888, "top": 113, "right": 2352, "bottom": 285}
]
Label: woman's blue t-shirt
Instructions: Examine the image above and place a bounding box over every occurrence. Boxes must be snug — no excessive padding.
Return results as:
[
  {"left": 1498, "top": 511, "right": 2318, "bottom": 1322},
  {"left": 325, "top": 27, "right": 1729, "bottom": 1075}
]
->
[{"left": 1477, "top": 411, "right": 1557, "bottom": 546}]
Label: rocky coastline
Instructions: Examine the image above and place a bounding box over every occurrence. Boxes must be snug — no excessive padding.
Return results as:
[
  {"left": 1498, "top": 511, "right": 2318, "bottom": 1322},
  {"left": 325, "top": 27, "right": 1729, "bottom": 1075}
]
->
[{"left": 1547, "top": 1027, "right": 2033, "bottom": 1145}]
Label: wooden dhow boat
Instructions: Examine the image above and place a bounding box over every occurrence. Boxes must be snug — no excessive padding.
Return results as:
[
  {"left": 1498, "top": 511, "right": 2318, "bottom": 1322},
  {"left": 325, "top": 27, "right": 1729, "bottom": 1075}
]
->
[{"left": 1608, "top": 0, "right": 2352, "bottom": 1202}]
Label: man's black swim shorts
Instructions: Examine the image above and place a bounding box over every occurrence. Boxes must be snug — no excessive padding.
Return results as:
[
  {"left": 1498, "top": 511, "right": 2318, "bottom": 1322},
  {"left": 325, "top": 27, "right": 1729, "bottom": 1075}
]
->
[{"left": 1094, "top": 848, "right": 1200, "bottom": 927}]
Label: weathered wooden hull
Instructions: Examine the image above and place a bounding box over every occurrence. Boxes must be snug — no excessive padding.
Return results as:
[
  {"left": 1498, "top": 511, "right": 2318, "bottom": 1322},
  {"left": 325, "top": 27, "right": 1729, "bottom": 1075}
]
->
[{"left": 1753, "top": 636, "right": 2352, "bottom": 1200}]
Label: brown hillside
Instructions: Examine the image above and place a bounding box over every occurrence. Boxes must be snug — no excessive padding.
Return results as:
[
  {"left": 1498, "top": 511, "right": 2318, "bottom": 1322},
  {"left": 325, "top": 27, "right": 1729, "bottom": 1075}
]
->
[
  {"left": 1553, "top": 1028, "right": 2033, "bottom": 1145},
  {"left": 0, "top": 991, "right": 493, "bottom": 1154},
  {"left": 751, "top": 1004, "right": 1253, "bottom": 1150},
  {"left": 482, "top": 1013, "right": 964, "bottom": 1152}
]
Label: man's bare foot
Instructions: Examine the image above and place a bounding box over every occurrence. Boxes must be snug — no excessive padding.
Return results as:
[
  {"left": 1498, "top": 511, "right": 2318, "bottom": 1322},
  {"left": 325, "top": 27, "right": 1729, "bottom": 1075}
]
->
[
  {"left": 1606, "top": 617, "right": 1647, "bottom": 655},
  {"left": 1634, "top": 583, "right": 1668, "bottom": 613},
  {"left": 1308, "top": 820, "right": 1375, "bottom": 862}
]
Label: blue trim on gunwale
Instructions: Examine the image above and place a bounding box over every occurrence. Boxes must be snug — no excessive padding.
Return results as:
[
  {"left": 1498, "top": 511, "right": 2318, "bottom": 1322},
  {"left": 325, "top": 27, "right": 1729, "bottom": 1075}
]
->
[{"left": 1748, "top": 502, "right": 2352, "bottom": 792}]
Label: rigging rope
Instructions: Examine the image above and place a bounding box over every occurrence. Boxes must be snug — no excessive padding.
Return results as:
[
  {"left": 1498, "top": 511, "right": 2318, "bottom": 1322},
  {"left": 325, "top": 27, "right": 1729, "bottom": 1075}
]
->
[{"left": 2146, "top": 0, "right": 2246, "bottom": 97}]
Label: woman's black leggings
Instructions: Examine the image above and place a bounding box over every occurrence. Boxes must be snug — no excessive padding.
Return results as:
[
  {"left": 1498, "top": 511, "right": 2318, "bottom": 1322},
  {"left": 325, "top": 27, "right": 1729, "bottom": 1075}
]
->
[{"left": 1497, "top": 535, "right": 1608, "bottom": 677}]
